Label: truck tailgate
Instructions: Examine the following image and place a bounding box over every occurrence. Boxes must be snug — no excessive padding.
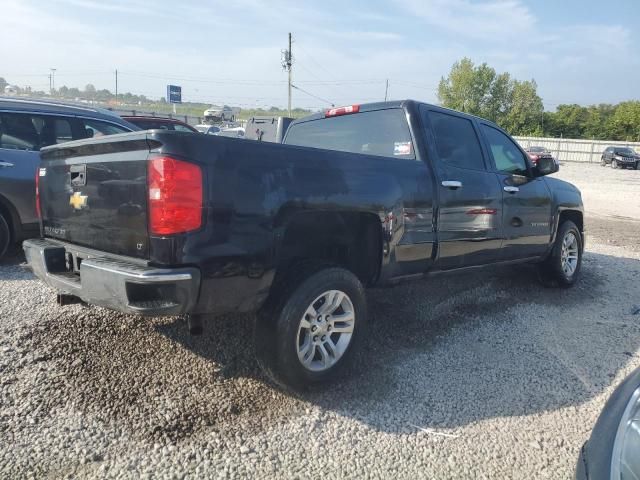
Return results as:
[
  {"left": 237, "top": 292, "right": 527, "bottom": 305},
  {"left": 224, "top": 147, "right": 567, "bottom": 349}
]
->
[{"left": 39, "top": 134, "right": 152, "bottom": 259}]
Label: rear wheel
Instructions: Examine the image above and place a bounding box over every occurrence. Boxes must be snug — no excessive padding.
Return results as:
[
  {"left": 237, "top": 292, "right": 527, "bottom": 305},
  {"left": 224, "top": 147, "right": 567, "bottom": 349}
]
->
[
  {"left": 255, "top": 266, "right": 367, "bottom": 389},
  {"left": 0, "top": 213, "right": 10, "bottom": 260},
  {"left": 538, "top": 220, "right": 583, "bottom": 288},
  {"left": 600, "top": 156, "right": 606, "bottom": 166}
]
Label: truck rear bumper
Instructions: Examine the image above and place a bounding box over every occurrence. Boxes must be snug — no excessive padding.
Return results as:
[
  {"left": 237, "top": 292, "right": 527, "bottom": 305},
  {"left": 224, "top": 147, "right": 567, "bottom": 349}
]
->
[{"left": 23, "top": 238, "right": 200, "bottom": 316}]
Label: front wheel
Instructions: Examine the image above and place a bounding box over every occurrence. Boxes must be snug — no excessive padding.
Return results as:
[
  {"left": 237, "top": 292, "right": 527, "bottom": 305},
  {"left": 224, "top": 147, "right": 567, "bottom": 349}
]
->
[
  {"left": 612, "top": 159, "right": 618, "bottom": 169},
  {"left": 538, "top": 220, "right": 583, "bottom": 288},
  {"left": 255, "top": 267, "right": 367, "bottom": 389}
]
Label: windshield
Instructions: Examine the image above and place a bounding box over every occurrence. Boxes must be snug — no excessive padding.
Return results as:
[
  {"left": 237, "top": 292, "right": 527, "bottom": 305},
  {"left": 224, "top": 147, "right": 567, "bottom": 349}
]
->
[{"left": 616, "top": 147, "right": 635, "bottom": 155}]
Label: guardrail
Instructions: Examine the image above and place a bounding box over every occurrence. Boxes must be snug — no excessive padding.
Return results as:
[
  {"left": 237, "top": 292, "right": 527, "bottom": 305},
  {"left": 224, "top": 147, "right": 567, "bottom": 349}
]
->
[{"left": 514, "top": 136, "right": 640, "bottom": 163}]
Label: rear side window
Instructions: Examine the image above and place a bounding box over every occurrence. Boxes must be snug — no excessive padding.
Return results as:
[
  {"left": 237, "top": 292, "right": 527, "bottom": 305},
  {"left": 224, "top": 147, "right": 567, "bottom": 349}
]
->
[
  {"left": 481, "top": 125, "right": 528, "bottom": 175},
  {"left": 0, "top": 113, "right": 40, "bottom": 151},
  {"left": 428, "top": 111, "right": 485, "bottom": 170},
  {"left": 285, "top": 109, "right": 415, "bottom": 159}
]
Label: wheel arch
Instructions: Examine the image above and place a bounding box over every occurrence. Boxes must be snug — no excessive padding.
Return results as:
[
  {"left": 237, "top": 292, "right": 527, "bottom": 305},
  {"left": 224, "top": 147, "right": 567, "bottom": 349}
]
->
[
  {"left": 0, "top": 193, "right": 22, "bottom": 243},
  {"left": 552, "top": 208, "right": 584, "bottom": 250},
  {"left": 273, "top": 210, "right": 383, "bottom": 289}
]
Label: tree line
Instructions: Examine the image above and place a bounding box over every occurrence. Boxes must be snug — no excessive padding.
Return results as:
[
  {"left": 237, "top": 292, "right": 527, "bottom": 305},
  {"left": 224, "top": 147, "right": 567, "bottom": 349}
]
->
[{"left": 438, "top": 58, "right": 640, "bottom": 141}]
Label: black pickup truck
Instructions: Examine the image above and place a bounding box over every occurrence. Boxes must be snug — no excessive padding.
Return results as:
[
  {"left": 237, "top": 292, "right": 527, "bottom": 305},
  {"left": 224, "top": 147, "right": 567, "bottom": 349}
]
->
[{"left": 24, "top": 100, "right": 584, "bottom": 388}]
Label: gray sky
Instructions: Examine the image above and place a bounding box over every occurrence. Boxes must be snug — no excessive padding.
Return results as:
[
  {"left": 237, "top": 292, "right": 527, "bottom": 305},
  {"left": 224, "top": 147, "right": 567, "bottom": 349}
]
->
[{"left": 2, "top": 0, "right": 639, "bottom": 110}]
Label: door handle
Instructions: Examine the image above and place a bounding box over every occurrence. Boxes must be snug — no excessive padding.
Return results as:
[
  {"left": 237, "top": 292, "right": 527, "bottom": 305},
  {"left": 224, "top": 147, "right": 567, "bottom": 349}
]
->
[
  {"left": 0, "top": 161, "right": 15, "bottom": 168},
  {"left": 441, "top": 180, "right": 462, "bottom": 189},
  {"left": 504, "top": 186, "right": 519, "bottom": 193}
]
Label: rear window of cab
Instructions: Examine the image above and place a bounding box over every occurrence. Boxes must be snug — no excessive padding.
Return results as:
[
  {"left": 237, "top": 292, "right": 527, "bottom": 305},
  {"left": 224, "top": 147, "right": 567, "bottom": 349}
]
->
[{"left": 284, "top": 108, "right": 415, "bottom": 160}]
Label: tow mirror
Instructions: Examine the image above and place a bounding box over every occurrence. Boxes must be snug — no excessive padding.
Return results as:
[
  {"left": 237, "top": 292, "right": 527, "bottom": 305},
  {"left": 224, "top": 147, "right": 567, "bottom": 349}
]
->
[{"left": 535, "top": 156, "right": 559, "bottom": 176}]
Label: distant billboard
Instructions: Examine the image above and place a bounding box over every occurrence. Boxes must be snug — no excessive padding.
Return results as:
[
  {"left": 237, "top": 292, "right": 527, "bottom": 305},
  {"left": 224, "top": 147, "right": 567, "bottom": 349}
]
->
[{"left": 167, "top": 85, "right": 182, "bottom": 104}]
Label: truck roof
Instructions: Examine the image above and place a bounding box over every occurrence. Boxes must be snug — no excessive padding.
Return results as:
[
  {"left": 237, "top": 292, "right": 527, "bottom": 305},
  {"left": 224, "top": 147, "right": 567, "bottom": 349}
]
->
[{"left": 291, "top": 99, "right": 489, "bottom": 125}]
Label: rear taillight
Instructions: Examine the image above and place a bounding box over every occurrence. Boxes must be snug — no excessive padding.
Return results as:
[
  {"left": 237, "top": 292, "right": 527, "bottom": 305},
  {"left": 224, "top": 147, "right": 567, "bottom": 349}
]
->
[
  {"left": 35, "top": 167, "right": 41, "bottom": 220},
  {"left": 325, "top": 104, "right": 360, "bottom": 117},
  {"left": 148, "top": 156, "right": 203, "bottom": 235}
]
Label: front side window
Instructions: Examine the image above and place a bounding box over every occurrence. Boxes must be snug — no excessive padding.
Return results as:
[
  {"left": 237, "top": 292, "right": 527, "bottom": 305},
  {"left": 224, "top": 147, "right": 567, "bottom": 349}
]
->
[
  {"left": 428, "top": 110, "right": 485, "bottom": 170},
  {"left": 481, "top": 125, "right": 528, "bottom": 175},
  {"left": 285, "top": 108, "right": 415, "bottom": 159},
  {"left": 54, "top": 118, "right": 73, "bottom": 143}
]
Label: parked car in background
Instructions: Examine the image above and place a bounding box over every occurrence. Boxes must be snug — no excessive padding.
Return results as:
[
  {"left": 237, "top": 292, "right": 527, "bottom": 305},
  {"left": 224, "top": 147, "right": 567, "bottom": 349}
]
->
[
  {"left": 524, "top": 146, "right": 556, "bottom": 166},
  {"left": 0, "top": 97, "right": 137, "bottom": 259},
  {"left": 194, "top": 124, "right": 221, "bottom": 135},
  {"left": 601, "top": 146, "right": 639, "bottom": 169},
  {"left": 203, "top": 105, "right": 240, "bottom": 123},
  {"left": 576, "top": 366, "right": 640, "bottom": 479},
  {"left": 244, "top": 116, "right": 294, "bottom": 143},
  {"left": 121, "top": 116, "right": 198, "bottom": 133},
  {"left": 215, "top": 126, "right": 245, "bottom": 138}
]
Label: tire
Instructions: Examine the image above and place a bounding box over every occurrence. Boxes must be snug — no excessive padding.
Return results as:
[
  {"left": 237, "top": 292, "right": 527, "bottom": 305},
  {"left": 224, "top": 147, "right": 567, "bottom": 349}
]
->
[
  {"left": 611, "top": 159, "right": 618, "bottom": 169},
  {"left": 0, "top": 213, "right": 10, "bottom": 260},
  {"left": 635, "top": 162, "right": 639, "bottom": 170},
  {"left": 537, "top": 220, "right": 583, "bottom": 288},
  {"left": 255, "top": 266, "right": 367, "bottom": 389}
]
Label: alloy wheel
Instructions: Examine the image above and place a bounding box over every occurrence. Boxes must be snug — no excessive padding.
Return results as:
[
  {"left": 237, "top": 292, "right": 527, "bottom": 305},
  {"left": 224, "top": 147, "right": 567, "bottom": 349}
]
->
[
  {"left": 296, "top": 290, "right": 355, "bottom": 372},
  {"left": 560, "top": 232, "right": 579, "bottom": 277}
]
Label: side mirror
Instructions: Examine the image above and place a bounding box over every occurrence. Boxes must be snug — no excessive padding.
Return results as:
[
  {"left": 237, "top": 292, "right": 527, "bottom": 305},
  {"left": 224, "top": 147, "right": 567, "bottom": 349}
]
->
[{"left": 535, "top": 156, "right": 559, "bottom": 176}]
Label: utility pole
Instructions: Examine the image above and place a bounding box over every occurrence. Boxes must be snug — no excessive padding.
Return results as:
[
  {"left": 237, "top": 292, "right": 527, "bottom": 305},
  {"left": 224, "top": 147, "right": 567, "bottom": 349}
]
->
[
  {"left": 50, "top": 68, "right": 56, "bottom": 95},
  {"left": 115, "top": 69, "right": 118, "bottom": 105},
  {"left": 282, "top": 33, "right": 293, "bottom": 116},
  {"left": 384, "top": 79, "right": 389, "bottom": 101}
]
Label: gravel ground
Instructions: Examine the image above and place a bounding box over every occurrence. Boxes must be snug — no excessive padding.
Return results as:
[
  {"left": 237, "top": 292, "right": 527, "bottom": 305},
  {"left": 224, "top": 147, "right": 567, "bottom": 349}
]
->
[{"left": 1, "top": 163, "right": 640, "bottom": 479}]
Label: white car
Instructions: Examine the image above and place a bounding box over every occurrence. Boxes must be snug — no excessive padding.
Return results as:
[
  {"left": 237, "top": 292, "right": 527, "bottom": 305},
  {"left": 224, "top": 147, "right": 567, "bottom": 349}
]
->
[
  {"left": 203, "top": 105, "right": 240, "bottom": 122},
  {"left": 215, "top": 126, "right": 245, "bottom": 138},
  {"left": 194, "top": 124, "right": 221, "bottom": 135}
]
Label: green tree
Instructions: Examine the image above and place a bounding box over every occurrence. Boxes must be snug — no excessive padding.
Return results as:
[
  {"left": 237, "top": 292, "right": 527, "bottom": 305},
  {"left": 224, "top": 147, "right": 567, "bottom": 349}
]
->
[
  {"left": 606, "top": 101, "right": 640, "bottom": 141},
  {"left": 502, "top": 80, "right": 543, "bottom": 135},
  {"left": 437, "top": 58, "right": 543, "bottom": 135}
]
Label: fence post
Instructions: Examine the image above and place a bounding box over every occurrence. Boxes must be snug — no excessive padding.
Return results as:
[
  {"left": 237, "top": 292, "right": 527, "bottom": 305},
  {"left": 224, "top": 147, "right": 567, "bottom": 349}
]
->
[{"left": 589, "top": 141, "right": 595, "bottom": 163}]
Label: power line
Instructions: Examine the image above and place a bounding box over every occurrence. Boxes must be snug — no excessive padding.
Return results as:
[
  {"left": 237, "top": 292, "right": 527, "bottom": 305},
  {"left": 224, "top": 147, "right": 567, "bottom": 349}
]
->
[{"left": 291, "top": 84, "right": 334, "bottom": 107}]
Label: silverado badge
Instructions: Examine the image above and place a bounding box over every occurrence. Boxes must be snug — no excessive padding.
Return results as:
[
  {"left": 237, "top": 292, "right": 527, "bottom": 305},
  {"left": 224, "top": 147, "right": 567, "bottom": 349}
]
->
[{"left": 69, "top": 192, "right": 88, "bottom": 210}]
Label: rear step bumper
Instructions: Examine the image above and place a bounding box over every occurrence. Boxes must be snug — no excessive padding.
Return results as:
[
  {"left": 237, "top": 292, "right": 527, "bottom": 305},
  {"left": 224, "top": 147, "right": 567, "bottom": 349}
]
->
[{"left": 23, "top": 238, "right": 200, "bottom": 316}]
